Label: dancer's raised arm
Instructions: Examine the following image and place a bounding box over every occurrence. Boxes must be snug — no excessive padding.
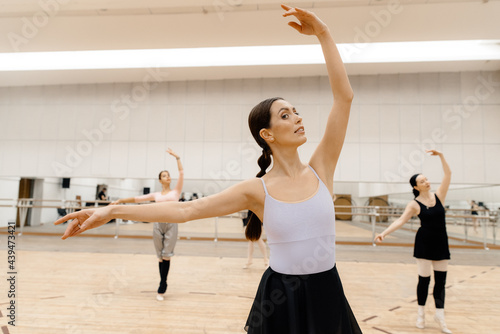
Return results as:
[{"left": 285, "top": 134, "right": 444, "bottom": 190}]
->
[
  {"left": 166, "top": 148, "right": 184, "bottom": 193},
  {"left": 110, "top": 148, "right": 184, "bottom": 205},
  {"left": 428, "top": 150, "right": 451, "bottom": 203},
  {"left": 281, "top": 5, "right": 353, "bottom": 190}
]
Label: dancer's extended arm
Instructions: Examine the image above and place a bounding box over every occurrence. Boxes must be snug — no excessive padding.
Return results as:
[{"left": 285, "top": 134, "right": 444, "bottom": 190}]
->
[
  {"left": 374, "top": 202, "right": 419, "bottom": 243},
  {"left": 55, "top": 178, "right": 263, "bottom": 239}
]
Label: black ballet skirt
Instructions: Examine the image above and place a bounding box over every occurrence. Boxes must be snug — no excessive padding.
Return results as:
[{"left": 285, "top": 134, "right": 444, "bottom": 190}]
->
[
  {"left": 244, "top": 265, "right": 362, "bottom": 334},
  {"left": 413, "top": 194, "right": 450, "bottom": 261}
]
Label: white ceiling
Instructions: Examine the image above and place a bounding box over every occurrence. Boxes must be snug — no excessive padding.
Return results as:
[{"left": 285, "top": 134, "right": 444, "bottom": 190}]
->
[{"left": 0, "top": 0, "right": 499, "bottom": 86}]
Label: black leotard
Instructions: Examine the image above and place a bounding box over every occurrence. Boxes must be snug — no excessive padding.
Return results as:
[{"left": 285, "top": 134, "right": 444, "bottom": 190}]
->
[{"left": 413, "top": 194, "right": 450, "bottom": 260}]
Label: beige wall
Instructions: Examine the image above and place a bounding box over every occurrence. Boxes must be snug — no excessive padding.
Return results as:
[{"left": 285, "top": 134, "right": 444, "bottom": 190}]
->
[{"left": 1, "top": 71, "right": 499, "bottom": 185}]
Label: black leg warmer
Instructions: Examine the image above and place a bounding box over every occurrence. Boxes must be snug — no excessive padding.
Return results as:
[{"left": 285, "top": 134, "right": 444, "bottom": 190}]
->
[
  {"left": 157, "top": 260, "right": 171, "bottom": 294},
  {"left": 417, "top": 275, "right": 431, "bottom": 306},
  {"left": 433, "top": 270, "right": 447, "bottom": 308}
]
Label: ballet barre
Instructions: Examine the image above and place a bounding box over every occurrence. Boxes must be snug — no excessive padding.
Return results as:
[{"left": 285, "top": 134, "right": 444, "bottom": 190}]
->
[
  {"left": 334, "top": 205, "right": 497, "bottom": 250},
  {"left": 2, "top": 198, "right": 497, "bottom": 249}
]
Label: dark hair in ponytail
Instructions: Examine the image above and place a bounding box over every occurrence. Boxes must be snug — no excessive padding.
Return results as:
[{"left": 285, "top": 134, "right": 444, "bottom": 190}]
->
[
  {"left": 409, "top": 173, "right": 421, "bottom": 198},
  {"left": 257, "top": 147, "right": 272, "bottom": 178},
  {"left": 245, "top": 97, "right": 282, "bottom": 241}
]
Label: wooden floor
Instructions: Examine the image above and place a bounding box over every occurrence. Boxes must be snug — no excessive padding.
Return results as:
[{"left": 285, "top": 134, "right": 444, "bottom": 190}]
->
[{"left": 0, "top": 226, "right": 499, "bottom": 333}]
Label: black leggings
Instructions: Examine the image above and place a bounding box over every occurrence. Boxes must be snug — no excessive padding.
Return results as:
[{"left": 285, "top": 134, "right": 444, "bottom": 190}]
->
[
  {"left": 158, "top": 259, "right": 171, "bottom": 294},
  {"left": 433, "top": 270, "right": 447, "bottom": 308},
  {"left": 417, "top": 271, "right": 447, "bottom": 308}
]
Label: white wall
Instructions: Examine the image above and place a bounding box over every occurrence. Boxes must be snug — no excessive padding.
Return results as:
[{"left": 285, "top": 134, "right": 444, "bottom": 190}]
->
[{"left": 0, "top": 71, "right": 499, "bottom": 221}]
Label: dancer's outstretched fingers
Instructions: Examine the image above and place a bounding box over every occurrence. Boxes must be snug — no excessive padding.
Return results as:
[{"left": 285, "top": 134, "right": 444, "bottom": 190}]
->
[{"left": 54, "top": 212, "right": 79, "bottom": 226}]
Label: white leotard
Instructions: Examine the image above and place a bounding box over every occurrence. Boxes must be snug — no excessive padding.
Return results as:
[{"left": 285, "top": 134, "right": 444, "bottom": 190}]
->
[{"left": 261, "top": 166, "right": 336, "bottom": 275}]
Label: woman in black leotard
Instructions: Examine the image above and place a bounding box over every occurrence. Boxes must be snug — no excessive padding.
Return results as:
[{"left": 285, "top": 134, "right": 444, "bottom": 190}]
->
[
  {"left": 375, "top": 149, "right": 452, "bottom": 334},
  {"left": 470, "top": 200, "right": 480, "bottom": 233}
]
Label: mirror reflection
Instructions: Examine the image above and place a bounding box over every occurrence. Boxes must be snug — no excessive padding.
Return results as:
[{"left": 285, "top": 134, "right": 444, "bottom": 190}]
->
[{"left": 3, "top": 177, "right": 498, "bottom": 248}]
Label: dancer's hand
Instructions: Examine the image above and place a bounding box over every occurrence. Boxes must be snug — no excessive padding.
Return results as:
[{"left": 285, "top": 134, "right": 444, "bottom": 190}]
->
[
  {"left": 166, "top": 147, "right": 180, "bottom": 159},
  {"left": 281, "top": 4, "right": 328, "bottom": 37},
  {"left": 426, "top": 149, "right": 442, "bottom": 157},
  {"left": 110, "top": 200, "right": 121, "bottom": 205},
  {"left": 54, "top": 206, "right": 113, "bottom": 239},
  {"left": 374, "top": 233, "right": 385, "bottom": 243}
]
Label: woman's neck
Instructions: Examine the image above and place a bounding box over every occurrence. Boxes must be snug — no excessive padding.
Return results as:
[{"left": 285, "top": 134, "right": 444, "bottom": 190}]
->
[
  {"left": 161, "top": 185, "right": 171, "bottom": 193},
  {"left": 418, "top": 190, "right": 432, "bottom": 200},
  {"left": 269, "top": 148, "right": 304, "bottom": 178}
]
